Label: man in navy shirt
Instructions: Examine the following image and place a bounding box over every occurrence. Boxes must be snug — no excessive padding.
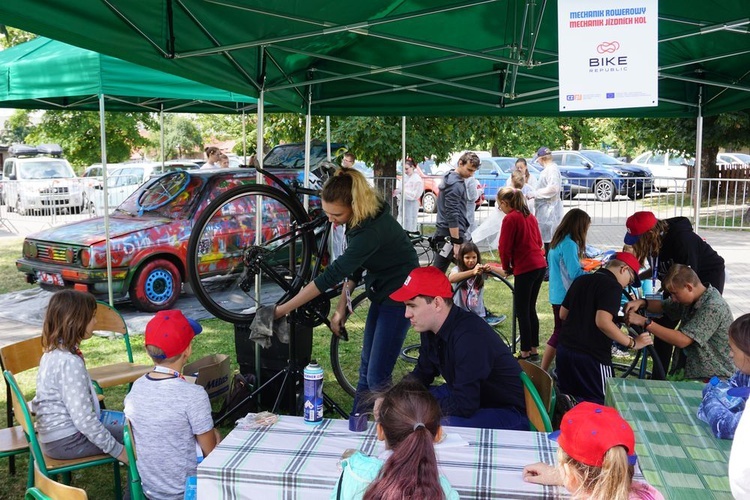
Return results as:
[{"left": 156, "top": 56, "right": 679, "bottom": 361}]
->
[{"left": 390, "top": 266, "right": 527, "bottom": 430}]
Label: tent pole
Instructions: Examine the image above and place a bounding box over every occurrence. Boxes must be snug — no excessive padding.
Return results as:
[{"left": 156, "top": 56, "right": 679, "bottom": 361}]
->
[
  {"left": 242, "top": 108, "right": 247, "bottom": 165},
  {"left": 326, "top": 116, "right": 331, "bottom": 161},
  {"left": 693, "top": 86, "right": 703, "bottom": 233},
  {"left": 254, "top": 90, "right": 265, "bottom": 386},
  {"left": 400, "top": 116, "right": 406, "bottom": 226},
  {"left": 98, "top": 94, "right": 114, "bottom": 306},
  {"left": 303, "top": 86, "right": 312, "bottom": 211},
  {"left": 159, "top": 105, "right": 164, "bottom": 165}
]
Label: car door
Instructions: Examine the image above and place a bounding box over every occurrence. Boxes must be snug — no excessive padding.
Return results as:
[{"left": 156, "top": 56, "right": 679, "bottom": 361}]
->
[
  {"left": 557, "top": 153, "right": 592, "bottom": 192},
  {"left": 475, "top": 159, "right": 502, "bottom": 200}
]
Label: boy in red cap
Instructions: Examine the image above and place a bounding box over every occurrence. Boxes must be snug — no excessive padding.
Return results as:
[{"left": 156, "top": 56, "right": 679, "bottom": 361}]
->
[
  {"left": 124, "top": 310, "right": 221, "bottom": 500},
  {"left": 523, "top": 402, "right": 664, "bottom": 499},
  {"left": 624, "top": 210, "right": 725, "bottom": 378},
  {"left": 390, "top": 266, "right": 527, "bottom": 430},
  {"left": 555, "top": 253, "right": 653, "bottom": 404}
]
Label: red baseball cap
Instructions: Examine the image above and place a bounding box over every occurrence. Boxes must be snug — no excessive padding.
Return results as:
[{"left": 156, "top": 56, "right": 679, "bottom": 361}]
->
[
  {"left": 549, "top": 402, "right": 637, "bottom": 467},
  {"left": 624, "top": 211, "right": 658, "bottom": 245},
  {"left": 389, "top": 267, "right": 453, "bottom": 302},
  {"left": 145, "top": 310, "right": 202, "bottom": 359},
  {"left": 611, "top": 251, "right": 641, "bottom": 287}
]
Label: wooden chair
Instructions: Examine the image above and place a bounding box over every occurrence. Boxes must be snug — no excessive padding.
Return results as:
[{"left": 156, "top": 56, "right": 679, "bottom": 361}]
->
[
  {"left": 25, "top": 463, "right": 87, "bottom": 500},
  {"left": 0, "top": 335, "right": 44, "bottom": 477},
  {"left": 518, "top": 366, "right": 554, "bottom": 432},
  {"left": 87, "top": 301, "right": 150, "bottom": 393},
  {"left": 123, "top": 419, "right": 145, "bottom": 500},
  {"left": 4, "top": 370, "right": 122, "bottom": 498},
  {"left": 518, "top": 359, "right": 556, "bottom": 416}
]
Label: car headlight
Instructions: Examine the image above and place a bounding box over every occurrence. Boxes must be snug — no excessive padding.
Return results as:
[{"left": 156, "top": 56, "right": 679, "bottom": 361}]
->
[
  {"left": 23, "top": 241, "right": 38, "bottom": 258},
  {"left": 80, "top": 248, "right": 91, "bottom": 267},
  {"left": 613, "top": 169, "right": 627, "bottom": 176}
]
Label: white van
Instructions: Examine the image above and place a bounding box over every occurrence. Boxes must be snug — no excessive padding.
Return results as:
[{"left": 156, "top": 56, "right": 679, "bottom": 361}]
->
[{"left": 2, "top": 144, "right": 83, "bottom": 215}]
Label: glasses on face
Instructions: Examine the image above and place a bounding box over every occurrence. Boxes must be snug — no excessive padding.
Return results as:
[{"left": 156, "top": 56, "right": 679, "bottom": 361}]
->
[{"left": 623, "top": 266, "right": 635, "bottom": 285}]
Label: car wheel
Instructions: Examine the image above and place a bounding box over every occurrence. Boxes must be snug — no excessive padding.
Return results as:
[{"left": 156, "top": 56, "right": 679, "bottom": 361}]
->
[
  {"left": 594, "top": 180, "right": 615, "bottom": 202},
  {"left": 129, "top": 258, "right": 181, "bottom": 312},
  {"left": 422, "top": 192, "right": 437, "bottom": 214}
]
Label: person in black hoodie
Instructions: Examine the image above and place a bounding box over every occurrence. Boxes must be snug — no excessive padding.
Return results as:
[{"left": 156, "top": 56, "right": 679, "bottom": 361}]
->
[
  {"left": 432, "top": 152, "right": 481, "bottom": 272},
  {"left": 624, "top": 211, "right": 726, "bottom": 376}
]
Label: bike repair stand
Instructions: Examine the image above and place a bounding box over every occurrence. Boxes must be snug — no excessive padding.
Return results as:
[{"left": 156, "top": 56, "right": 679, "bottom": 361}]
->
[{"left": 215, "top": 313, "right": 349, "bottom": 426}]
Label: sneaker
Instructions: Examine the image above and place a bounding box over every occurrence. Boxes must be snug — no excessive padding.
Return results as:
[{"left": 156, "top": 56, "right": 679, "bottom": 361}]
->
[{"left": 485, "top": 313, "right": 507, "bottom": 327}]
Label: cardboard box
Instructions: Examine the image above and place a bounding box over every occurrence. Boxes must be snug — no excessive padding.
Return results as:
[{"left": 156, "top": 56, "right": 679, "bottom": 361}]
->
[{"left": 184, "top": 354, "right": 231, "bottom": 404}]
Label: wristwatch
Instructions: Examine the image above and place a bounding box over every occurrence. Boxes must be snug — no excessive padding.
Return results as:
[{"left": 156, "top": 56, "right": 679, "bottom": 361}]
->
[{"left": 644, "top": 318, "right": 653, "bottom": 330}]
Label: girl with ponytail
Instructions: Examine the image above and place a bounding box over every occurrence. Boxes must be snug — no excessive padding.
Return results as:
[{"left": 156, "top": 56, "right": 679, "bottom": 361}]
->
[
  {"left": 275, "top": 168, "right": 419, "bottom": 418},
  {"left": 332, "top": 378, "right": 458, "bottom": 500}
]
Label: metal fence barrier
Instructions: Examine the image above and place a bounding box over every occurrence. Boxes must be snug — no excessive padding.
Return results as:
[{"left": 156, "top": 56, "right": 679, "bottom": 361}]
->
[{"left": 2, "top": 174, "right": 748, "bottom": 249}]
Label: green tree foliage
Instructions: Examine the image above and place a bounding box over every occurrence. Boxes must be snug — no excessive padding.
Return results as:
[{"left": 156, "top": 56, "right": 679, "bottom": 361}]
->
[
  {"left": 0, "top": 25, "right": 35, "bottom": 48},
  {"left": 25, "top": 110, "right": 155, "bottom": 167},
  {"left": 610, "top": 112, "right": 750, "bottom": 179},
  {"left": 163, "top": 114, "right": 203, "bottom": 159},
  {"left": 1, "top": 109, "right": 35, "bottom": 144},
  {"left": 466, "top": 116, "right": 568, "bottom": 156}
]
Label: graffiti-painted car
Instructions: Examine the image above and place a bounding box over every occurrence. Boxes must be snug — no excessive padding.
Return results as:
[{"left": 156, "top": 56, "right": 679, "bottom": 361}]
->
[{"left": 16, "top": 168, "right": 311, "bottom": 311}]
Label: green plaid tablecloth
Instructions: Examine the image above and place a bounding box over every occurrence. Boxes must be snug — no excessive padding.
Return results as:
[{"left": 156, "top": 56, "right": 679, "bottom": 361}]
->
[
  {"left": 605, "top": 378, "right": 733, "bottom": 500},
  {"left": 198, "top": 414, "right": 566, "bottom": 499}
]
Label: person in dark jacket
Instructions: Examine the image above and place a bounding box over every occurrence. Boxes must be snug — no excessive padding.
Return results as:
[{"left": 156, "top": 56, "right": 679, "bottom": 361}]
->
[
  {"left": 432, "top": 152, "right": 481, "bottom": 272},
  {"left": 390, "top": 266, "right": 527, "bottom": 430},
  {"left": 275, "top": 168, "right": 419, "bottom": 417},
  {"left": 625, "top": 211, "right": 726, "bottom": 376}
]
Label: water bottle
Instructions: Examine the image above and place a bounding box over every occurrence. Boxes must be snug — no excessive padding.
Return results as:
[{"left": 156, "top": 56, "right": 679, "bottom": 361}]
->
[
  {"left": 303, "top": 361, "right": 324, "bottom": 425},
  {"left": 708, "top": 376, "right": 744, "bottom": 411},
  {"left": 439, "top": 239, "right": 453, "bottom": 259}
]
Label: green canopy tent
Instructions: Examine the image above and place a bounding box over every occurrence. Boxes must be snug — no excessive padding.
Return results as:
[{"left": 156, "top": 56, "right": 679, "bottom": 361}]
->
[
  {"left": 1, "top": 0, "right": 748, "bottom": 220},
  {"left": 0, "top": 36, "right": 259, "bottom": 114},
  {"left": 0, "top": 36, "right": 261, "bottom": 305},
  {"left": 0, "top": 1, "right": 748, "bottom": 118},
  {"left": 0, "top": 1, "right": 748, "bottom": 222}
]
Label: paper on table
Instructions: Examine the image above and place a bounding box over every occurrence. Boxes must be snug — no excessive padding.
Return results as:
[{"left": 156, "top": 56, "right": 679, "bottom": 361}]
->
[{"left": 435, "top": 431, "right": 469, "bottom": 449}]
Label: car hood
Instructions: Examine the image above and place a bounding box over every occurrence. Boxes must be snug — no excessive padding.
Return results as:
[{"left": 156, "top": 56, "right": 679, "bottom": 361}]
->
[
  {"left": 25, "top": 215, "right": 172, "bottom": 246},
  {"left": 613, "top": 163, "right": 650, "bottom": 175}
]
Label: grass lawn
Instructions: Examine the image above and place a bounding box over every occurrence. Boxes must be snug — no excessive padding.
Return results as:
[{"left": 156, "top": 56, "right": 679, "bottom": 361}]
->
[
  {"left": 0, "top": 237, "right": 34, "bottom": 295},
  {"left": 0, "top": 249, "right": 558, "bottom": 498}
]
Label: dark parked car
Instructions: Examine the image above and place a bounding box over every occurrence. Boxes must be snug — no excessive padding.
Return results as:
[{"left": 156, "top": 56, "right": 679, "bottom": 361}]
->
[
  {"left": 16, "top": 145, "right": 326, "bottom": 311},
  {"left": 550, "top": 150, "right": 653, "bottom": 202}
]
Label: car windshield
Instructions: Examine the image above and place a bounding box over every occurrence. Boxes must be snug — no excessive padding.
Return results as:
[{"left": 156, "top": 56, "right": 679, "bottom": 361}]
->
[
  {"left": 667, "top": 155, "right": 690, "bottom": 166},
  {"left": 733, "top": 154, "right": 750, "bottom": 163},
  {"left": 418, "top": 160, "right": 438, "bottom": 175},
  {"left": 115, "top": 174, "right": 201, "bottom": 219},
  {"left": 580, "top": 151, "right": 624, "bottom": 165},
  {"left": 18, "top": 160, "right": 75, "bottom": 179},
  {"left": 490, "top": 158, "right": 516, "bottom": 173},
  {"left": 263, "top": 143, "right": 345, "bottom": 169}
]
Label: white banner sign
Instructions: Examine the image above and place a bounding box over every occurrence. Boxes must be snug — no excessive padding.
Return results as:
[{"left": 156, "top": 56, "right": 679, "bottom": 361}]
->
[{"left": 558, "top": 0, "right": 658, "bottom": 112}]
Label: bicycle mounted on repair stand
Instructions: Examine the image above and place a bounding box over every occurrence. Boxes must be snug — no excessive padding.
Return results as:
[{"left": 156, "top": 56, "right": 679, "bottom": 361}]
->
[{"left": 185, "top": 167, "right": 432, "bottom": 421}]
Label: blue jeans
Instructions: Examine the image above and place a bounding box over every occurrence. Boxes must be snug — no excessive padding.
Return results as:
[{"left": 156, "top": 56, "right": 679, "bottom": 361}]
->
[
  {"left": 352, "top": 300, "right": 410, "bottom": 414},
  {"left": 429, "top": 384, "right": 529, "bottom": 430}
]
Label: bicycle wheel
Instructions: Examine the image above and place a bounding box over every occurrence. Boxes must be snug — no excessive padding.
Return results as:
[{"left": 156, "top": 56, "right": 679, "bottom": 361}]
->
[
  {"left": 330, "top": 292, "right": 422, "bottom": 397},
  {"left": 187, "top": 184, "right": 315, "bottom": 324}
]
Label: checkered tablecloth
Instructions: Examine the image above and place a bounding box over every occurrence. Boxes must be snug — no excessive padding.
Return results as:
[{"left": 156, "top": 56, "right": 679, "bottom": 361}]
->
[
  {"left": 605, "top": 378, "right": 734, "bottom": 500},
  {"left": 197, "top": 414, "right": 565, "bottom": 499}
]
